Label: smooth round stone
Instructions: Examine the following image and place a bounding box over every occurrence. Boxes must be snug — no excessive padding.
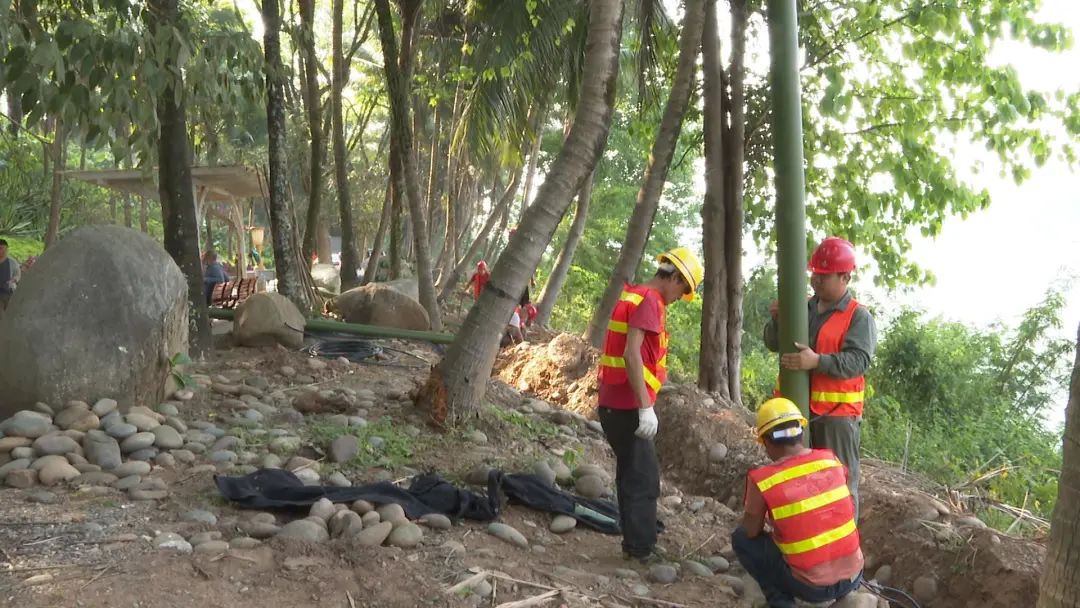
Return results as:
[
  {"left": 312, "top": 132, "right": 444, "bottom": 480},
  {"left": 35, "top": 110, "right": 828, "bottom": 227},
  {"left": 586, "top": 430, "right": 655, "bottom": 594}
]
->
[
  {"left": 184, "top": 442, "right": 206, "bottom": 454},
  {"left": 348, "top": 417, "right": 368, "bottom": 427},
  {"left": 113, "top": 475, "right": 143, "bottom": 490},
  {"left": 99, "top": 411, "right": 123, "bottom": 429},
  {"left": 129, "top": 489, "right": 168, "bottom": 501},
  {"left": 360, "top": 511, "right": 381, "bottom": 526},
  {"left": 419, "top": 513, "right": 452, "bottom": 530},
  {"left": 230, "top": 537, "right": 261, "bottom": 549},
  {"left": 269, "top": 436, "right": 302, "bottom": 455},
  {"left": 38, "top": 458, "right": 81, "bottom": 485},
  {"left": 156, "top": 403, "right": 180, "bottom": 417},
  {"left": 112, "top": 461, "right": 152, "bottom": 477},
  {"left": 171, "top": 449, "right": 196, "bottom": 464},
  {"left": 72, "top": 462, "right": 98, "bottom": 473},
  {"left": 295, "top": 468, "right": 320, "bottom": 485},
  {"left": 549, "top": 515, "right": 577, "bottom": 534},
  {"left": 154, "top": 532, "right": 192, "bottom": 553},
  {"left": 209, "top": 450, "right": 238, "bottom": 463},
  {"left": 575, "top": 475, "right": 607, "bottom": 499},
  {"left": 6, "top": 469, "right": 38, "bottom": 488},
  {"left": 353, "top": 521, "right": 393, "bottom": 547},
  {"left": 467, "top": 430, "right": 488, "bottom": 444},
  {"left": 350, "top": 500, "right": 374, "bottom": 514},
  {"left": 193, "top": 540, "right": 229, "bottom": 555},
  {"left": 367, "top": 436, "right": 386, "bottom": 451},
  {"left": 205, "top": 427, "right": 226, "bottom": 438},
  {"left": 0, "top": 436, "right": 34, "bottom": 451},
  {"left": 704, "top": 556, "right": 730, "bottom": 573},
  {"left": 152, "top": 426, "right": 184, "bottom": 449},
  {"left": 279, "top": 519, "right": 329, "bottom": 543},
  {"left": 165, "top": 417, "right": 188, "bottom": 433},
  {"left": 120, "top": 432, "right": 156, "bottom": 453},
  {"left": 242, "top": 521, "right": 281, "bottom": 539},
  {"left": 183, "top": 509, "right": 218, "bottom": 525},
  {"left": 211, "top": 436, "right": 241, "bottom": 452},
  {"left": 387, "top": 522, "right": 423, "bottom": 548},
  {"left": 184, "top": 430, "right": 215, "bottom": 445},
  {"left": 682, "top": 560, "right": 713, "bottom": 577},
  {"left": 260, "top": 454, "right": 283, "bottom": 469},
  {"left": 124, "top": 413, "right": 160, "bottom": 432},
  {"left": 310, "top": 498, "right": 337, "bottom": 522},
  {"left": 92, "top": 399, "right": 118, "bottom": 417},
  {"left": 128, "top": 448, "right": 159, "bottom": 462},
  {"left": 327, "top": 471, "right": 352, "bottom": 487},
  {"left": 487, "top": 523, "right": 528, "bottom": 548},
  {"left": 11, "top": 447, "right": 35, "bottom": 459},
  {"left": 376, "top": 503, "right": 407, "bottom": 523},
  {"left": 189, "top": 531, "right": 222, "bottom": 545},
  {"left": 154, "top": 453, "right": 176, "bottom": 468},
  {"left": 105, "top": 423, "right": 138, "bottom": 440},
  {"left": 1, "top": 411, "right": 54, "bottom": 438},
  {"left": 647, "top": 565, "right": 678, "bottom": 584},
  {"left": 31, "top": 402, "right": 55, "bottom": 416}
]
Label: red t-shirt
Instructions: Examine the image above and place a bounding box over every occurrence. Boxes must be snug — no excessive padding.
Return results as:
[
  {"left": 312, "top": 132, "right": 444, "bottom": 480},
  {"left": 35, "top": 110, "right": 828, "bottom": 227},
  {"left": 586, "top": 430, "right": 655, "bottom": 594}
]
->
[
  {"left": 468, "top": 272, "right": 490, "bottom": 300},
  {"left": 598, "top": 287, "right": 666, "bottom": 409}
]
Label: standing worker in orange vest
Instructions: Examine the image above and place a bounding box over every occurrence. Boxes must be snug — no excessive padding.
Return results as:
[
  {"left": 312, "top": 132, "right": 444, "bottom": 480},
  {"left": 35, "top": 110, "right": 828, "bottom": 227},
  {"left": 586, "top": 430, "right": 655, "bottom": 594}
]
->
[
  {"left": 597, "top": 247, "right": 703, "bottom": 563},
  {"left": 764, "top": 237, "right": 877, "bottom": 520},
  {"left": 734, "top": 398, "right": 864, "bottom": 607}
]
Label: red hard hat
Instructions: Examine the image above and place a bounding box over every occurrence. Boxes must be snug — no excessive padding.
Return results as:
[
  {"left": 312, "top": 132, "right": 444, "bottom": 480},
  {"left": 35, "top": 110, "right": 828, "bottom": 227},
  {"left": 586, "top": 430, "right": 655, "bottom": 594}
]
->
[
  {"left": 477, "top": 260, "right": 488, "bottom": 272},
  {"left": 808, "top": 237, "right": 856, "bottom": 274}
]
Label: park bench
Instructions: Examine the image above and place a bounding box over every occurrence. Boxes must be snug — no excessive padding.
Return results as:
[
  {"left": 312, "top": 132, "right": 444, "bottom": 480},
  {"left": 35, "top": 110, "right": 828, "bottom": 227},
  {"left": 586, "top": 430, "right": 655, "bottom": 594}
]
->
[{"left": 209, "top": 277, "right": 258, "bottom": 309}]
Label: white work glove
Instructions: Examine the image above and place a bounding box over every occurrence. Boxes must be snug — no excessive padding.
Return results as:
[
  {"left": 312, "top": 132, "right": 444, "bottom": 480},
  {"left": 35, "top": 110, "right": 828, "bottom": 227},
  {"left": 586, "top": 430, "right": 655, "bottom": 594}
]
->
[{"left": 635, "top": 407, "right": 658, "bottom": 439}]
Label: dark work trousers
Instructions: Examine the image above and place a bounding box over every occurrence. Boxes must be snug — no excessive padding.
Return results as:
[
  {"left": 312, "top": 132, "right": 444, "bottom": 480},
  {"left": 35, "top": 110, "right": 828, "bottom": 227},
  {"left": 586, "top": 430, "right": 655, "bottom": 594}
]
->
[
  {"left": 598, "top": 406, "right": 659, "bottom": 556},
  {"left": 810, "top": 415, "right": 861, "bottom": 522},
  {"left": 732, "top": 526, "right": 860, "bottom": 608}
]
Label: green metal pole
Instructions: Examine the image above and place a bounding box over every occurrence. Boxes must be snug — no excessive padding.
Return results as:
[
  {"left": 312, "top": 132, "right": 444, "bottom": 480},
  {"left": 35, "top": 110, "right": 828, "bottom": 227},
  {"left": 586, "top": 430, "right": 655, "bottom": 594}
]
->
[
  {"left": 207, "top": 308, "right": 456, "bottom": 344},
  {"left": 768, "top": 0, "right": 810, "bottom": 421}
]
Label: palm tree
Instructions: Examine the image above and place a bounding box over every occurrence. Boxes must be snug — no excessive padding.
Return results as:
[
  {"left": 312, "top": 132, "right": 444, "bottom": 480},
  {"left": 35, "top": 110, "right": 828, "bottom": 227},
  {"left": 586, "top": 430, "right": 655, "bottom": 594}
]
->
[
  {"left": 1038, "top": 323, "right": 1080, "bottom": 607},
  {"left": 415, "top": 0, "right": 625, "bottom": 425},
  {"left": 584, "top": 0, "right": 707, "bottom": 348}
]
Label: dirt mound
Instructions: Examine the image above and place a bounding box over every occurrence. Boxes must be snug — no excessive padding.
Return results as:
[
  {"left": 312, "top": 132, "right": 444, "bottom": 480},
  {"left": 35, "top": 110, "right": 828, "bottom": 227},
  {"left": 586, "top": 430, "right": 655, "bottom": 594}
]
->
[
  {"left": 493, "top": 332, "right": 599, "bottom": 416},
  {"left": 653, "top": 384, "right": 767, "bottom": 506}
]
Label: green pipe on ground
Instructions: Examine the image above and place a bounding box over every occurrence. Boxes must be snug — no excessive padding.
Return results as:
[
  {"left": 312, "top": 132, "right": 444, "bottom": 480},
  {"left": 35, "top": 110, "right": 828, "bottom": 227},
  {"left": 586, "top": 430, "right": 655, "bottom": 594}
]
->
[
  {"left": 768, "top": 0, "right": 810, "bottom": 421},
  {"left": 207, "top": 307, "right": 456, "bottom": 344}
]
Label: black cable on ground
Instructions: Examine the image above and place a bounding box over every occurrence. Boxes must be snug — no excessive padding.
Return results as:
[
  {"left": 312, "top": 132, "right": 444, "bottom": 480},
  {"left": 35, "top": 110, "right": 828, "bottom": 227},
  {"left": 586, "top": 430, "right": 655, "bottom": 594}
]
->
[
  {"left": 860, "top": 579, "right": 922, "bottom": 608},
  {"left": 301, "top": 330, "right": 435, "bottom": 368}
]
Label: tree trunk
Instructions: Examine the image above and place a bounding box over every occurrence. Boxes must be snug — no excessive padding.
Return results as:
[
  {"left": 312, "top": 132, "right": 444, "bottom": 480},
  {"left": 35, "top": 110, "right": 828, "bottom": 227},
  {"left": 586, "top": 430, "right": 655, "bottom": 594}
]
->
[
  {"left": 388, "top": 141, "right": 403, "bottom": 278},
  {"left": 517, "top": 104, "right": 546, "bottom": 222},
  {"left": 1038, "top": 323, "right": 1080, "bottom": 607},
  {"left": 148, "top": 0, "right": 212, "bottom": 356},
  {"left": 263, "top": 0, "right": 313, "bottom": 313},
  {"left": 535, "top": 169, "right": 593, "bottom": 327},
  {"left": 416, "top": 0, "right": 623, "bottom": 426},
  {"left": 723, "top": 0, "right": 748, "bottom": 407},
  {"left": 43, "top": 118, "right": 65, "bottom": 249},
  {"left": 316, "top": 221, "right": 333, "bottom": 262},
  {"left": 333, "top": 0, "right": 361, "bottom": 290},
  {"left": 109, "top": 193, "right": 118, "bottom": 223},
  {"left": 438, "top": 168, "right": 523, "bottom": 301},
  {"left": 299, "top": 0, "right": 325, "bottom": 262},
  {"left": 122, "top": 195, "right": 133, "bottom": 229},
  {"left": 374, "top": 0, "right": 442, "bottom": 330},
  {"left": 584, "top": 0, "right": 706, "bottom": 347},
  {"left": 362, "top": 179, "right": 392, "bottom": 285},
  {"left": 697, "top": 0, "right": 729, "bottom": 398},
  {"left": 139, "top": 196, "right": 149, "bottom": 233}
]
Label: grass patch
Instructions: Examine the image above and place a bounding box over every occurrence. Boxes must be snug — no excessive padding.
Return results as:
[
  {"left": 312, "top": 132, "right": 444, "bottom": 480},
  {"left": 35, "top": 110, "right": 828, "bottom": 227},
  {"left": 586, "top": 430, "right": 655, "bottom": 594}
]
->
[
  {"left": 304, "top": 417, "right": 422, "bottom": 469},
  {"left": 487, "top": 406, "right": 561, "bottom": 443}
]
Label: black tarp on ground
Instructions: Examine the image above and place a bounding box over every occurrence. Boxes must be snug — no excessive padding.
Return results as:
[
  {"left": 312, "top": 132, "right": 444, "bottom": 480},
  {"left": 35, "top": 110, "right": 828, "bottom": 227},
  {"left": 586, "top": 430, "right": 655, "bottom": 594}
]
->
[{"left": 215, "top": 468, "right": 662, "bottom": 535}]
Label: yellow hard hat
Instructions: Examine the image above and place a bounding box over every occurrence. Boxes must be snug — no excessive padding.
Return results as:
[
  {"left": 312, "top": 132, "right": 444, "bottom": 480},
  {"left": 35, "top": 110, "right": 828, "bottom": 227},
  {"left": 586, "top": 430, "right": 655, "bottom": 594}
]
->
[
  {"left": 755, "top": 398, "right": 808, "bottom": 443},
  {"left": 657, "top": 247, "right": 703, "bottom": 302}
]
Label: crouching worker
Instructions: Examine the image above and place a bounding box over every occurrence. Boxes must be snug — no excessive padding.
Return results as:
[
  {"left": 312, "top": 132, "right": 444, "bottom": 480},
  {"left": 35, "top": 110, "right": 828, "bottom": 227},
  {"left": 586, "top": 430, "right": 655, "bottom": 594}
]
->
[{"left": 733, "top": 398, "right": 864, "bottom": 608}]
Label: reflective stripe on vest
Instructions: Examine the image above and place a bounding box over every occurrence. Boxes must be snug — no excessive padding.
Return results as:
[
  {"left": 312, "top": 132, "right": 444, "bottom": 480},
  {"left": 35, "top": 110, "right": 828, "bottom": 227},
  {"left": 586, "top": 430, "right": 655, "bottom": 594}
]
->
[
  {"left": 773, "top": 299, "right": 866, "bottom": 417},
  {"left": 598, "top": 286, "right": 668, "bottom": 404},
  {"left": 747, "top": 450, "right": 860, "bottom": 569}
]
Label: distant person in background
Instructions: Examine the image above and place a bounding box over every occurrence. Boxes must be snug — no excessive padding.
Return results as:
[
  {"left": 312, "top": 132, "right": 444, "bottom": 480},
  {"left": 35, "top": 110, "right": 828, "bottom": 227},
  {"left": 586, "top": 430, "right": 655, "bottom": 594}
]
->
[
  {"left": 0, "top": 238, "right": 22, "bottom": 313},
  {"left": 500, "top": 305, "right": 525, "bottom": 348},
  {"left": 466, "top": 260, "right": 491, "bottom": 302},
  {"left": 203, "top": 250, "right": 230, "bottom": 305}
]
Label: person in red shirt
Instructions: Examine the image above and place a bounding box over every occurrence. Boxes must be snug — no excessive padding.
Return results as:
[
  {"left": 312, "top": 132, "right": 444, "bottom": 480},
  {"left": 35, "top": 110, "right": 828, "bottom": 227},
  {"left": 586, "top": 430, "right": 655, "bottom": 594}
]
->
[
  {"left": 465, "top": 260, "right": 491, "bottom": 302},
  {"left": 597, "top": 247, "right": 703, "bottom": 563},
  {"left": 734, "top": 398, "right": 864, "bottom": 607}
]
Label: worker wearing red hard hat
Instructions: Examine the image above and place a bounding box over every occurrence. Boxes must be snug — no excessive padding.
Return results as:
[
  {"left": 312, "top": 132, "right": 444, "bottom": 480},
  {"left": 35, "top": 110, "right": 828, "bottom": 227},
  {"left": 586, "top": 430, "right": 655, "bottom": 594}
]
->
[
  {"left": 465, "top": 260, "right": 491, "bottom": 302},
  {"left": 764, "top": 237, "right": 877, "bottom": 522}
]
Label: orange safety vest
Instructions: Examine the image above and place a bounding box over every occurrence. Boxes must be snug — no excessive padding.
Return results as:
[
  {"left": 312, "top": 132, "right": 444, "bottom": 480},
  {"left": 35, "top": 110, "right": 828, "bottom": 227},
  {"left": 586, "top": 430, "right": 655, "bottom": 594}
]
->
[
  {"left": 598, "top": 284, "right": 668, "bottom": 404},
  {"left": 775, "top": 299, "right": 866, "bottom": 417},
  {"left": 747, "top": 449, "right": 860, "bottom": 571}
]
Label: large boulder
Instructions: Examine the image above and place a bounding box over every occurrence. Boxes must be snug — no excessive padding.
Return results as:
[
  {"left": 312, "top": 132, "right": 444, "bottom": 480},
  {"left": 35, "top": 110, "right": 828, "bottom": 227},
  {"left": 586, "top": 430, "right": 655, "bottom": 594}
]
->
[
  {"left": 0, "top": 226, "right": 188, "bottom": 419},
  {"left": 311, "top": 264, "right": 341, "bottom": 295},
  {"left": 329, "top": 283, "right": 429, "bottom": 331},
  {"left": 380, "top": 278, "right": 419, "bottom": 302},
  {"left": 233, "top": 292, "right": 305, "bottom": 348}
]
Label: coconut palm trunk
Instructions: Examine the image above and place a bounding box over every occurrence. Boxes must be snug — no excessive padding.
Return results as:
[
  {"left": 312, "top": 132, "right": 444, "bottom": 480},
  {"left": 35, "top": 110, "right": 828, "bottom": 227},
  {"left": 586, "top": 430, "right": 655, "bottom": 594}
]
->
[
  {"left": 584, "top": 0, "right": 706, "bottom": 347},
  {"left": 535, "top": 169, "right": 594, "bottom": 327},
  {"left": 1038, "top": 324, "right": 1080, "bottom": 607},
  {"left": 415, "top": 0, "right": 624, "bottom": 426}
]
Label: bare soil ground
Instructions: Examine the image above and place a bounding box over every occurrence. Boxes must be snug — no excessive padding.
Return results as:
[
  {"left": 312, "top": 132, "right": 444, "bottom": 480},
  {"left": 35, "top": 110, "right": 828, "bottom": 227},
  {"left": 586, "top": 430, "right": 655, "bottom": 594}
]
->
[{"left": 0, "top": 331, "right": 1046, "bottom": 608}]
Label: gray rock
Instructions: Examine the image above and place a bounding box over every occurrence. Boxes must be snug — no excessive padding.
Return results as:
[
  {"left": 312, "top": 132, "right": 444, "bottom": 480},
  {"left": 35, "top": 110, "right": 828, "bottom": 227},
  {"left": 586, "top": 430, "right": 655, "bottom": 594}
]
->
[
  {"left": 913, "top": 575, "right": 938, "bottom": 602},
  {"left": 551, "top": 460, "right": 573, "bottom": 484},
  {"left": 647, "top": 565, "right": 678, "bottom": 584},
  {"left": 56, "top": 406, "right": 100, "bottom": 432},
  {"left": 156, "top": 402, "right": 180, "bottom": 416},
  {"left": 533, "top": 461, "right": 557, "bottom": 486},
  {"left": 574, "top": 474, "right": 607, "bottom": 499},
  {"left": 124, "top": 413, "right": 160, "bottom": 432},
  {"left": 83, "top": 430, "right": 122, "bottom": 469},
  {"left": 466, "top": 465, "right": 493, "bottom": 485},
  {"left": 127, "top": 447, "right": 159, "bottom": 462},
  {"left": 309, "top": 498, "right": 337, "bottom": 522},
  {"left": 387, "top": 522, "right": 424, "bottom": 548},
  {"left": 120, "top": 432, "right": 156, "bottom": 453},
  {"left": 211, "top": 436, "right": 241, "bottom": 452},
  {"left": 184, "top": 509, "right": 219, "bottom": 526},
  {"left": 709, "top": 443, "right": 729, "bottom": 463},
  {"left": 188, "top": 531, "right": 222, "bottom": 546},
  {"left": 209, "top": 450, "right": 238, "bottom": 463},
  {"left": 295, "top": 468, "right": 321, "bottom": 485},
  {"left": 704, "top": 556, "right": 730, "bottom": 573},
  {"left": 872, "top": 565, "right": 892, "bottom": 586},
  {"left": 154, "top": 452, "right": 176, "bottom": 468},
  {"left": 112, "top": 461, "right": 151, "bottom": 477},
  {"left": 376, "top": 503, "right": 407, "bottom": 523},
  {"left": 169, "top": 449, "right": 195, "bottom": 464},
  {"left": 330, "top": 435, "right": 360, "bottom": 463},
  {"left": 11, "top": 446, "right": 34, "bottom": 459},
  {"left": 242, "top": 521, "right": 282, "bottom": 539},
  {"left": 33, "top": 434, "right": 80, "bottom": 456},
  {"left": 129, "top": 488, "right": 168, "bottom": 501},
  {"left": 352, "top": 521, "right": 393, "bottom": 547},
  {"left": 614, "top": 568, "right": 640, "bottom": 580},
  {"left": 956, "top": 516, "right": 987, "bottom": 529},
  {"left": 487, "top": 522, "right": 528, "bottom": 548},
  {"left": 154, "top": 532, "right": 192, "bottom": 553},
  {"left": 682, "top": 560, "right": 713, "bottom": 577},
  {"left": 361, "top": 511, "right": 381, "bottom": 527},
  {"left": 0, "top": 411, "right": 53, "bottom": 439},
  {"left": 467, "top": 430, "right": 488, "bottom": 444},
  {"left": 0, "top": 458, "right": 32, "bottom": 480},
  {"left": 6, "top": 468, "right": 38, "bottom": 488},
  {"left": 349, "top": 416, "right": 368, "bottom": 427},
  {"left": 631, "top": 584, "right": 651, "bottom": 596},
  {"left": 165, "top": 417, "right": 188, "bottom": 433},
  {"left": 586, "top": 420, "right": 604, "bottom": 434},
  {"left": 193, "top": 540, "right": 229, "bottom": 556},
  {"left": 329, "top": 511, "right": 365, "bottom": 538},
  {"left": 234, "top": 293, "right": 306, "bottom": 349},
  {"left": 367, "top": 436, "right": 386, "bottom": 451},
  {"left": 75, "top": 471, "right": 118, "bottom": 486},
  {"left": 351, "top": 499, "right": 374, "bottom": 514},
  {"left": 37, "top": 457, "right": 80, "bottom": 485},
  {"left": 25, "top": 489, "right": 59, "bottom": 504},
  {"left": 92, "top": 399, "right": 118, "bottom": 417},
  {"left": 269, "top": 436, "right": 301, "bottom": 455},
  {"left": 419, "top": 513, "right": 452, "bottom": 530},
  {"left": 573, "top": 464, "right": 606, "bottom": 479},
  {"left": 549, "top": 515, "right": 577, "bottom": 534},
  {"left": 151, "top": 425, "right": 184, "bottom": 449},
  {"left": 0, "top": 436, "right": 34, "bottom": 451},
  {"left": 99, "top": 411, "right": 122, "bottom": 429},
  {"left": 184, "top": 430, "right": 216, "bottom": 445},
  {"left": 440, "top": 540, "right": 466, "bottom": 556},
  {"left": 230, "top": 537, "right": 261, "bottom": 549},
  {"left": 112, "top": 475, "right": 143, "bottom": 490},
  {"left": 327, "top": 471, "right": 352, "bottom": 487},
  {"left": 105, "top": 423, "right": 138, "bottom": 440},
  {"left": 31, "top": 402, "right": 55, "bottom": 416}
]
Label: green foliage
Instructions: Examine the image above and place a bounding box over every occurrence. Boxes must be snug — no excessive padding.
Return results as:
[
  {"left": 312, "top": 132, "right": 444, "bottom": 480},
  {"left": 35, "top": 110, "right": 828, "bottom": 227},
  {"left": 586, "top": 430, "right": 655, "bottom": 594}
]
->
[
  {"left": 0, "top": 235, "right": 43, "bottom": 262},
  {"left": 305, "top": 417, "right": 420, "bottom": 469},
  {"left": 488, "top": 405, "right": 561, "bottom": 442},
  {"left": 168, "top": 352, "right": 193, "bottom": 389}
]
